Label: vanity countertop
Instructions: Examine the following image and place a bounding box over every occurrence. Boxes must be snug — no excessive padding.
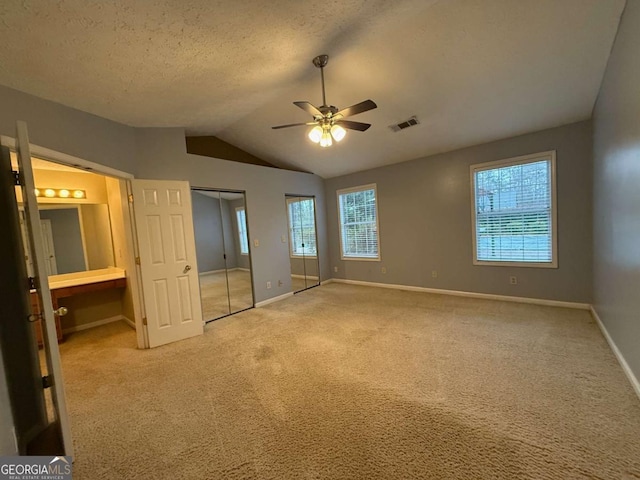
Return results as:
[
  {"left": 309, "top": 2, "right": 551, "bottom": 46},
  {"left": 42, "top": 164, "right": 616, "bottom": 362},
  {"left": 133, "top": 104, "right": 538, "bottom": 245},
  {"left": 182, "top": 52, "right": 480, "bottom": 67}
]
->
[{"left": 48, "top": 267, "right": 126, "bottom": 290}]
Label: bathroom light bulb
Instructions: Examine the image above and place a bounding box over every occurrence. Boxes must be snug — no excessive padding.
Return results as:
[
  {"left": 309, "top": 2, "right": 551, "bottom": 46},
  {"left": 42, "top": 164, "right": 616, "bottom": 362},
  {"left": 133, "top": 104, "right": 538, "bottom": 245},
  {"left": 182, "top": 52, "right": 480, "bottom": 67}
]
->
[
  {"left": 308, "top": 126, "right": 322, "bottom": 143},
  {"left": 44, "top": 189, "right": 56, "bottom": 198},
  {"left": 59, "top": 189, "right": 70, "bottom": 198},
  {"left": 73, "top": 190, "right": 85, "bottom": 199},
  {"left": 34, "top": 189, "right": 40, "bottom": 196},
  {"left": 331, "top": 124, "right": 346, "bottom": 142}
]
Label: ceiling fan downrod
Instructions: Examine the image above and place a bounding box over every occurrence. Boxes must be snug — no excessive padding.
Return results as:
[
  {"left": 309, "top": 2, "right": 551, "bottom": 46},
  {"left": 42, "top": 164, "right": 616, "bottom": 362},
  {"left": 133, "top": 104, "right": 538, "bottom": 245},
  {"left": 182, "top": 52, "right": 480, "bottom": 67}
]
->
[{"left": 312, "top": 55, "right": 329, "bottom": 108}]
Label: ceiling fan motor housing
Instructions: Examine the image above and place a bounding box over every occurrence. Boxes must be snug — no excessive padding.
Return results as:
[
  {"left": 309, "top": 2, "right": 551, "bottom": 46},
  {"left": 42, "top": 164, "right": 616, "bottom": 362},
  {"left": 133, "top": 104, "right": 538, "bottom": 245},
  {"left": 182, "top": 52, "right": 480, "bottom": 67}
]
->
[{"left": 312, "top": 55, "right": 329, "bottom": 69}]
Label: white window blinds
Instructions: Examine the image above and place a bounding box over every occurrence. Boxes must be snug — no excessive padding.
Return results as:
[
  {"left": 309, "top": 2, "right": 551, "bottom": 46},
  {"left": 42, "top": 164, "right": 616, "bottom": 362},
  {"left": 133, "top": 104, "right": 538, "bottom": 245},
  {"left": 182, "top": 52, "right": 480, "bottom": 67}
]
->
[
  {"left": 287, "top": 198, "right": 317, "bottom": 256},
  {"left": 236, "top": 207, "right": 249, "bottom": 255},
  {"left": 338, "top": 185, "right": 380, "bottom": 259},
  {"left": 472, "top": 152, "right": 556, "bottom": 266}
]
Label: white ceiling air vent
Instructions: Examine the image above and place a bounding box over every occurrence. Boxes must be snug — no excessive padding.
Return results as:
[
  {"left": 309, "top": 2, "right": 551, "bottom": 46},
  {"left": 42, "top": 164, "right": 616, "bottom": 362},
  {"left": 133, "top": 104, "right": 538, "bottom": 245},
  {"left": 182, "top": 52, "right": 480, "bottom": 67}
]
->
[{"left": 388, "top": 116, "right": 420, "bottom": 132}]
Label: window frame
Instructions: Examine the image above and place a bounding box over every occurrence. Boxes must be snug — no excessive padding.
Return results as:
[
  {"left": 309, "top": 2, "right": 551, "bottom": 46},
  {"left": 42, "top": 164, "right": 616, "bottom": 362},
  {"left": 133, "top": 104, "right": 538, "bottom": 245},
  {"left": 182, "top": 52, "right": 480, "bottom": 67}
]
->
[
  {"left": 470, "top": 150, "right": 558, "bottom": 268},
  {"left": 286, "top": 196, "right": 318, "bottom": 259},
  {"left": 336, "top": 183, "right": 381, "bottom": 262},
  {"left": 235, "top": 206, "right": 249, "bottom": 256}
]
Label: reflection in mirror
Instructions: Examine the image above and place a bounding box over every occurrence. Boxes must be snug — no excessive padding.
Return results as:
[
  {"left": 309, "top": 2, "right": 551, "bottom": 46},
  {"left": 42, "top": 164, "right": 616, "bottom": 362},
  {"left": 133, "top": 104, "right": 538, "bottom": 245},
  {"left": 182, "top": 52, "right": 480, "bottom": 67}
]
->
[
  {"left": 192, "top": 189, "right": 254, "bottom": 321},
  {"left": 21, "top": 204, "right": 115, "bottom": 276},
  {"left": 286, "top": 195, "right": 320, "bottom": 293}
]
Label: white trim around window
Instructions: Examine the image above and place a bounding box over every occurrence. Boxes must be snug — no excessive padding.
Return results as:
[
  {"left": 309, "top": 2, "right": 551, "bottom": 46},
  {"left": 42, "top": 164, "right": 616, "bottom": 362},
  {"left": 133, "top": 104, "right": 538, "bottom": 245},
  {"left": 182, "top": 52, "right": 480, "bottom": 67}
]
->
[
  {"left": 337, "top": 183, "right": 381, "bottom": 261},
  {"left": 469, "top": 150, "right": 558, "bottom": 268}
]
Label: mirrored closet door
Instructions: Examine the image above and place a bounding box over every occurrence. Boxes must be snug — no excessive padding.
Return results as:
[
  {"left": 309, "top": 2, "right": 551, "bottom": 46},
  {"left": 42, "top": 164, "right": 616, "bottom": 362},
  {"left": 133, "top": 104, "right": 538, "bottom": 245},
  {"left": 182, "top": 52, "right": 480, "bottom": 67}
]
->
[
  {"left": 191, "top": 189, "right": 254, "bottom": 321},
  {"left": 286, "top": 195, "right": 320, "bottom": 293}
]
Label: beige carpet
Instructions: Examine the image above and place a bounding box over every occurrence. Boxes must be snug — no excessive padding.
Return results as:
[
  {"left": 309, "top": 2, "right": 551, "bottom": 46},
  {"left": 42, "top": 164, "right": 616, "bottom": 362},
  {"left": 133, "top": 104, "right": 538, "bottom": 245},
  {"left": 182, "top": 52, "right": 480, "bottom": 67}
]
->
[
  {"left": 59, "top": 284, "right": 640, "bottom": 479},
  {"left": 199, "top": 269, "right": 253, "bottom": 320}
]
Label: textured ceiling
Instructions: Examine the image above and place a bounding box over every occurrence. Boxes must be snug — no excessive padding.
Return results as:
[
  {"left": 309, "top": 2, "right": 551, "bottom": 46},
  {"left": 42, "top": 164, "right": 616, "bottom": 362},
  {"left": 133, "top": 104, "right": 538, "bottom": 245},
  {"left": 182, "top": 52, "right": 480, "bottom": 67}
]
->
[{"left": 0, "top": 0, "right": 625, "bottom": 178}]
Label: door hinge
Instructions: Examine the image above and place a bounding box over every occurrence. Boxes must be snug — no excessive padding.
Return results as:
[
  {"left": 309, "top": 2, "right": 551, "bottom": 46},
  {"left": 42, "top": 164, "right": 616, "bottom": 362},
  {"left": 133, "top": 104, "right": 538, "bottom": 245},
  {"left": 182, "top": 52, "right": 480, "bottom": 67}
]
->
[
  {"left": 128, "top": 194, "right": 134, "bottom": 204},
  {"left": 142, "top": 317, "right": 147, "bottom": 326},
  {"left": 223, "top": 253, "right": 226, "bottom": 260},
  {"left": 135, "top": 256, "right": 141, "bottom": 265},
  {"left": 28, "top": 277, "right": 37, "bottom": 290},
  {"left": 42, "top": 375, "right": 53, "bottom": 389},
  {"left": 12, "top": 170, "right": 21, "bottom": 186}
]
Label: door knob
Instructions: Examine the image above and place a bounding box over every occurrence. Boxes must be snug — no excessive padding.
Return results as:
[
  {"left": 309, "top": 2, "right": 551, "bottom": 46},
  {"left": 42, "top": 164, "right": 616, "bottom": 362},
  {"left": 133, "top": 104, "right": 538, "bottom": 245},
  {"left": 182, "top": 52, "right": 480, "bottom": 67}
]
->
[
  {"left": 183, "top": 265, "right": 192, "bottom": 274},
  {"left": 54, "top": 306, "right": 68, "bottom": 317}
]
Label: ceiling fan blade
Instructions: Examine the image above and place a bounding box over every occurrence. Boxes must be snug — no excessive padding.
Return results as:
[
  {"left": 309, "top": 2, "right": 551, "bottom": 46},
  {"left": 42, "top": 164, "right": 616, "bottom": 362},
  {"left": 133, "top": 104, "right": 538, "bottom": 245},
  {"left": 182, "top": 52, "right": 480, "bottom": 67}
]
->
[
  {"left": 272, "top": 122, "right": 317, "bottom": 130},
  {"left": 293, "top": 101, "right": 323, "bottom": 117},
  {"left": 336, "top": 99, "right": 377, "bottom": 118},
  {"left": 335, "top": 120, "right": 371, "bottom": 132}
]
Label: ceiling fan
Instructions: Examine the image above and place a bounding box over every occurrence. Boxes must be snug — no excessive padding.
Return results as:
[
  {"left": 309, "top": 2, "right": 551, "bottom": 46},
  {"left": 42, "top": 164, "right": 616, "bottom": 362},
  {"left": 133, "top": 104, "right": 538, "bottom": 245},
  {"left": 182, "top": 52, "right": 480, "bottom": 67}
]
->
[{"left": 272, "top": 54, "right": 377, "bottom": 147}]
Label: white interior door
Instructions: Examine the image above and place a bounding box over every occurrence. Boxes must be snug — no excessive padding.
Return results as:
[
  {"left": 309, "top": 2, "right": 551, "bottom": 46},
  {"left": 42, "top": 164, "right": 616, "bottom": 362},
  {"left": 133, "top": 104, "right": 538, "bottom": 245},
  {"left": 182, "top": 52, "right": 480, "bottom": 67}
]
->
[
  {"left": 131, "top": 179, "right": 204, "bottom": 347},
  {"left": 40, "top": 219, "right": 58, "bottom": 275},
  {"left": 19, "top": 209, "right": 35, "bottom": 277},
  {"left": 15, "top": 121, "right": 74, "bottom": 456}
]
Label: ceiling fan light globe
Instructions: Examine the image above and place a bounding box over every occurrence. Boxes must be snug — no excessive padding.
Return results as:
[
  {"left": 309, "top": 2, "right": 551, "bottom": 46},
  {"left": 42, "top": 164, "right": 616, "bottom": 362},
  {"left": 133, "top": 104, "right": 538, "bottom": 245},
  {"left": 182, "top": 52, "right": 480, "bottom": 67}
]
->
[
  {"left": 331, "top": 124, "right": 346, "bottom": 142},
  {"left": 320, "top": 131, "right": 333, "bottom": 147},
  {"left": 308, "top": 125, "right": 323, "bottom": 143}
]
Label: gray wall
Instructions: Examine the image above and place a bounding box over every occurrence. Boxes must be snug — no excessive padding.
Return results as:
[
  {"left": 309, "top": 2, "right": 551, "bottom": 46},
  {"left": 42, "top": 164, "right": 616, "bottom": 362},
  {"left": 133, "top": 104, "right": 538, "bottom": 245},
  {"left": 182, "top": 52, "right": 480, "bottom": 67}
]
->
[
  {"left": 39, "top": 208, "right": 86, "bottom": 274},
  {"left": 325, "top": 121, "right": 593, "bottom": 303},
  {"left": 135, "top": 147, "right": 329, "bottom": 303},
  {"left": 592, "top": 0, "right": 640, "bottom": 381},
  {"left": 0, "top": 85, "right": 136, "bottom": 173}
]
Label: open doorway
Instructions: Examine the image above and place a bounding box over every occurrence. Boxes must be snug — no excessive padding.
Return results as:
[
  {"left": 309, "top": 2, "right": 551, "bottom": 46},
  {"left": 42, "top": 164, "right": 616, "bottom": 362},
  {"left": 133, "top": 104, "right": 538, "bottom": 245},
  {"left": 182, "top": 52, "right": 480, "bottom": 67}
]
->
[{"left": 11, "top": 153, "right": 143, "bottom": 350}]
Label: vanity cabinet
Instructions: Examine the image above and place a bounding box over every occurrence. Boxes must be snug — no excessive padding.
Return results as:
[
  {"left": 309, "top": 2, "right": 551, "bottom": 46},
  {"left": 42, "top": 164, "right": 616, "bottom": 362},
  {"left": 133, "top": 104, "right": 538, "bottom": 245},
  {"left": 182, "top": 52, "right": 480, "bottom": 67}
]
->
[{"left": 31, "top": 276, "right": 127, "bottom": 346}]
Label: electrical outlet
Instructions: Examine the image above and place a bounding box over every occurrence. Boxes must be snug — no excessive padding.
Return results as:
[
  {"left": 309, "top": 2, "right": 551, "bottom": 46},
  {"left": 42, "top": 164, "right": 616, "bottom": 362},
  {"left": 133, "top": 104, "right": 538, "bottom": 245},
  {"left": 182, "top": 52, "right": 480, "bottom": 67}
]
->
[
  {"left": 266, "top": 281, "right": 271, "bottom": 289},
  {"left": 278, "top": 280, "right": 283, "bottom": 287},
  {"left": 281, "top": 235, "right": 287, "bottom": 243},
  {"left": 432, "top": 270, "right": 438, "bottom": 278},
  {"left": 510, "top": 276, "right": 518, "bottom": 285},
  {"left": 381, "top": 267, "right": 387, "bottom": 274},
  {"left": 333, "top": 266, "right": 338, "bottom": 273},
  {"left": 254, "top": 239, "right": 260, "bottom": 247}
]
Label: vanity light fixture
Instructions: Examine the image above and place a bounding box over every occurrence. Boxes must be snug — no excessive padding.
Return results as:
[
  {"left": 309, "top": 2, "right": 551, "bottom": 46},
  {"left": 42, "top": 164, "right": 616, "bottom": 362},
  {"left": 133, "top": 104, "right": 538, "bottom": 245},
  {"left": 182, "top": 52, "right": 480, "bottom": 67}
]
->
[{"left": 35, "top": 188, "right": 86, "bottom": 199}]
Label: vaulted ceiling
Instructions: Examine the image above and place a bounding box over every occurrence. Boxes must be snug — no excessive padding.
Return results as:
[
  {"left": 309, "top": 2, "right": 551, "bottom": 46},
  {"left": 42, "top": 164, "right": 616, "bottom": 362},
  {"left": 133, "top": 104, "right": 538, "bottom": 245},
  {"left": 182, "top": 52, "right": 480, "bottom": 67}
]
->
[{"left": 0, "top": 0, "right": 625, "bottom": 178}]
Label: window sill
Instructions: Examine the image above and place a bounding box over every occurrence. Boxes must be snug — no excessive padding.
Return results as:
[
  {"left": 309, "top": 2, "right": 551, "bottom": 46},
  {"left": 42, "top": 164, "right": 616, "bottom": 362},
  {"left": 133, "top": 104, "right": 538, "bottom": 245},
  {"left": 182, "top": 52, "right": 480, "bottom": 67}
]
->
[
  {"left": 341, "top": 256, "right": 380, "bottom": 262},
  {"left": 473, "top": 259, "right": 558, "bottom": 269}
]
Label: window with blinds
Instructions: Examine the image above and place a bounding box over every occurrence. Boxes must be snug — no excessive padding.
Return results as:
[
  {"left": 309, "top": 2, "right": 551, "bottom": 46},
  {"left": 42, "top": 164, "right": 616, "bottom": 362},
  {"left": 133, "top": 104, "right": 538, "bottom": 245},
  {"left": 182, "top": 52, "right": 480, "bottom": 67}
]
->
[
  {"left": 471, "top": 151, "right": 557, "bottom": 267},
  {"left": 337, "top": 184, "right": 380, "bottom": 260},
  {"left": 235, "top": 207, "right": 249, "bottom": 255},
  {"left": 287, "top": 197, "right": 317, "bottom": 257}
]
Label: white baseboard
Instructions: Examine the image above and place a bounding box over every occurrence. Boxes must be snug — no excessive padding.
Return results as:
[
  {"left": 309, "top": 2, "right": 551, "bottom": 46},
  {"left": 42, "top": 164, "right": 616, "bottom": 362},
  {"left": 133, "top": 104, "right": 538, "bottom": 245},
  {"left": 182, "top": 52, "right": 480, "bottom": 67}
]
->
[
  {"left": 200, "top": 267, "right": 249, "bottom": 276},
  {"left": 291, "top": 274, "right": 320, "bottom": 280},
  {"left": 62, "top": 315, "right": 129, "bottom": 334},
  {"left": 590, "top": 306, "right": 640, "bottom": 400},
  {"left": 199, "top": 269, "right": 226, "bottom": 276},
  {"left": 321, "top": 279, "right": 334, "bottom": 286},
  {"left": 329, "top": 278, "right": 590, "bottom": 310},
  {"left": 255, "top": 292, "right": 294, "bottom": 308},
  {"left": 121, "top": 316, "right": 136, "bottom": 330}
]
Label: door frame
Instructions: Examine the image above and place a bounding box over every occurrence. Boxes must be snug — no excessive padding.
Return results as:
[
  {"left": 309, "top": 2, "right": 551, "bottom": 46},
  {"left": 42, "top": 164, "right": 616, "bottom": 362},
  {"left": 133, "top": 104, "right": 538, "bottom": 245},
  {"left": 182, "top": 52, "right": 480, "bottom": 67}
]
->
[{"left": 0, "top": 135, "right": 148, "bottom": 349}]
